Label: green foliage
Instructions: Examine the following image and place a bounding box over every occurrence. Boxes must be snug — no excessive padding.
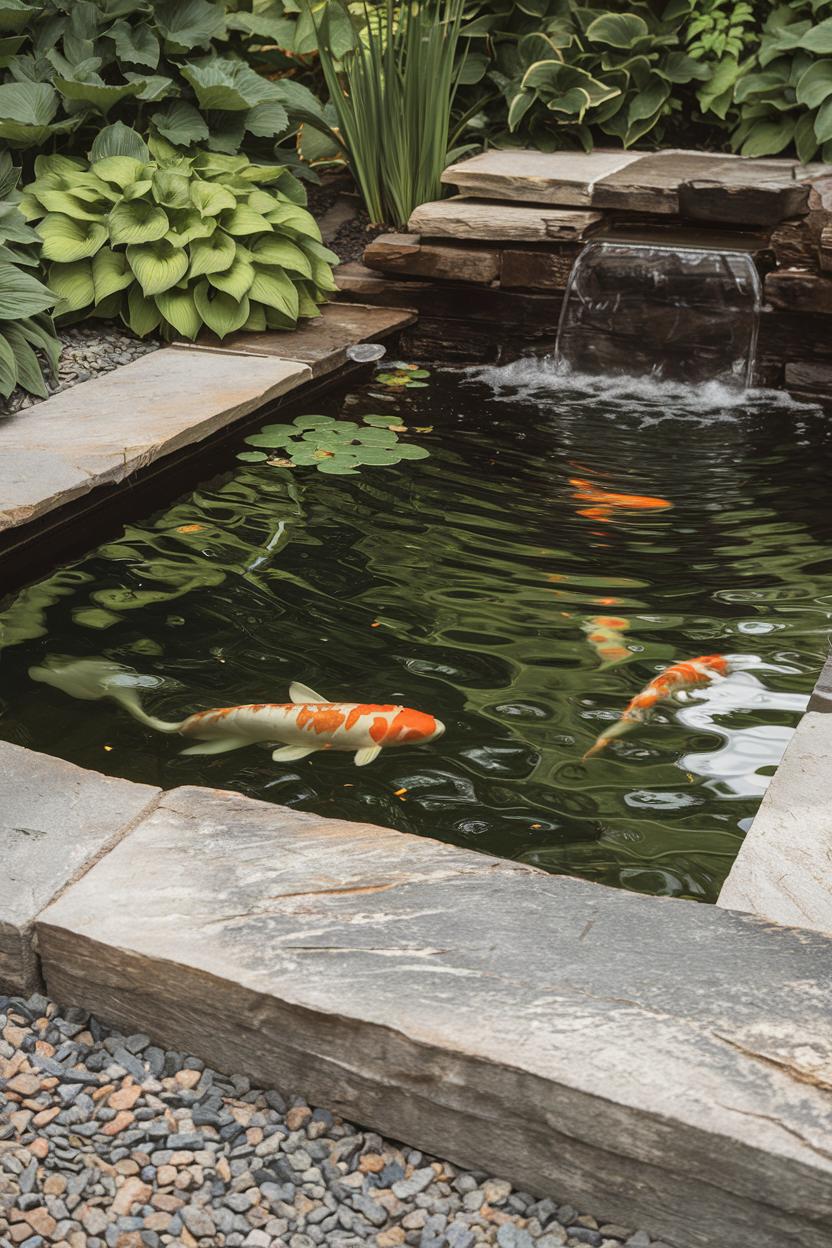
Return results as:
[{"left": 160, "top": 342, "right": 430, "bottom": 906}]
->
[
  {"left": 21, "top": 126, "right": 337, "bottom": 341},
  {"left": 238, "top": 411, "right": 430, "bottom": 474},
  {"left": 683, "top": 0, "right": 756, "bottom": 62},
  {"left": 312, "top": 0, "right": 468, "bottom": 227},
  {"left": 0, "top": 0, "right": 331, "bottom": 159},
  {"left": 730, "top": 0, "right": 832, "bottom": 160},
  {"left": 0, "top": 150, "right": 59, "bottom": 401}
]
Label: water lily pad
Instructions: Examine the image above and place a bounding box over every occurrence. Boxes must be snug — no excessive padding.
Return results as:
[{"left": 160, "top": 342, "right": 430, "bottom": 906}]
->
[
  {"left": 258, "top": 423, "right": 297, "bottom": 438},
  {"left": 405, "top": 380, "right": 429, "bottom": 388},
  {"left": 293, "top": 414, "right": 335, "bottom": 429},
  {"left": 237, "top": 450, "right": 268, "bottom": 462},
  {"left": 317, "top": 460, "right": 359, "bottom": 475},
  {"left": 354, "top": 446, "right": 402, "bottom": 465},
  {"left": 377, "top": 373, "right": 410, "bottom": 386},
  {"left": 360, "top": 427, "right": 398, "bottom": 446},
  {"left": 407, "top": 369, "right": 430, "bottom": 378},
  {"left": 363, "top": 414, "right": 401, "bottom": 427},
  {"left": 395, "top": 443, "right": 430, "bottom": 459},
  {"left": 244, "top": 432, "right": 295, "bottom": 448}
]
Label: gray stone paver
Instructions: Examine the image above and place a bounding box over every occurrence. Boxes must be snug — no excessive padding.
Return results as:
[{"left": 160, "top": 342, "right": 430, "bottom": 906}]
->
[
  {"left": 35, "top": 784, "right": 832, "bottom": 1248},
  {"left": 0, "top": 741, "right": 159, "bottom": 993}
]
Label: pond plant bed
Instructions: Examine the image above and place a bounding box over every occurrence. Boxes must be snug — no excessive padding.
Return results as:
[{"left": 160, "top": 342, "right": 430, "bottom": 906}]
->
[{"left": 2, "top": 151, "right": 832, "bottom": 1248}]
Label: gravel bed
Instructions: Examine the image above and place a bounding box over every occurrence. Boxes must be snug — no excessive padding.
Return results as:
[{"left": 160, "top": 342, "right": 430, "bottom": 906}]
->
[
  {"left": 0, "top": 325, "right": 159, "bottom": 418},
  {"left": 0, "top": 995, "right": 664, "bottom": 1248}
]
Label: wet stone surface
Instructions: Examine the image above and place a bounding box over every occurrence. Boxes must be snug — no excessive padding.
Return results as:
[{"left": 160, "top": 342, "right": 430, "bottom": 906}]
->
[
  {"left": 0, "top": 325, "right": 159, "bottom": 418},
  {"left": 0, "top": 994, "right": 660, "bottom": 1248}
]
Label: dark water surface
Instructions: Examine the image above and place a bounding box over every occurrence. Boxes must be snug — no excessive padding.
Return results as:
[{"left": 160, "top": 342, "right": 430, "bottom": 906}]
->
[{"left": 3, "top": 360, "right": 831, "bottom": 902}]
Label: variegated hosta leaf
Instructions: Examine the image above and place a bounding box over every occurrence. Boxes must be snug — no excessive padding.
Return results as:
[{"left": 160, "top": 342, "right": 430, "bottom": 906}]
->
[
  {"left": 126, "top": 239, "right": 189, "bottom": 296},
  {"left": 37, "top": 214, "right": 107, "bottom": 263}
]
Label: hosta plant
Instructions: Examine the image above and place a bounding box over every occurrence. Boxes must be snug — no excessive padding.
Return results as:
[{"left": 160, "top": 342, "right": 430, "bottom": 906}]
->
[
  {"left": 730, "top": 0, "right": 832, "bottom": 160},
  {"left": 238, "top": 413, "right": 430, "bottom": 475},
  {"left": 20, "top": 126, "right": 337, "bottom": 341},
  {"left": 0, "top": 151, "right": 60, "bottom": 402}
]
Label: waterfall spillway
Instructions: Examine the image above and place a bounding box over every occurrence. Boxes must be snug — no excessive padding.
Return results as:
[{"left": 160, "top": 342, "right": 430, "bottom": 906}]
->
[{"left": 555, "top": 241, "right": 762, "bottom": 389}]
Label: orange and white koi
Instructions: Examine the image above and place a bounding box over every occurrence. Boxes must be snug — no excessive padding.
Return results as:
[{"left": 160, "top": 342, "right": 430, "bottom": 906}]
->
[
  {"left": 582, "top": 654, "right": 733, "bottom": 760},
  {"left": 582, "top": 614, "right": 631, "bottom": 668},
  {"left": 29, "top": 658, "right": 444, "bottom": 767},
  {"left": 570, "top": 477, "right": 672, "bottom": 522}
]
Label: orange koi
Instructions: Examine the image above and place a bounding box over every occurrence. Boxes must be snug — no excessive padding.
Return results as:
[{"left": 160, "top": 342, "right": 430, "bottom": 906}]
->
[
  {"left": 582, "top": 615, "right": 630, "bottom": 668},
  {"left": 570, "top": 477, "right": 672, "bottom": 522},
  {"left": 29, "top": 659, "right": 444, "bottom": 768},
  {"left": 582, "top": 654, "right": 732, "bottom": 761}
]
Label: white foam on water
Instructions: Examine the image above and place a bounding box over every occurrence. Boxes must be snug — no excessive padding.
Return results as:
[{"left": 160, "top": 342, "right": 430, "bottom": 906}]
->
[{"left": 464, "top": 356, "right": 822, "bottom": 423}]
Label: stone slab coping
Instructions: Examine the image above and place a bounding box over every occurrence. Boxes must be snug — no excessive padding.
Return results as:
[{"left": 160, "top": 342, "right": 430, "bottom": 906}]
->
[
  {"left": 717, "top": 711, "right": 832, "bottom": 935},
  {"left": 0, "top": 741, "right": 160, "bottom": 993},
  {"left": 441, "top": 148, "right": 820, "bottom": 221},
  {"left": 0, "top": 302, "right": 416, "bottom": 538},
  {"left": 179, "top": 302, "right": 416, "bottom": 376},
  {"left": 35, "top": 784, "right": 832, "bottom": 1248},
  {"left": 408, "top": 200, "right": 604, "bottom": 243}
]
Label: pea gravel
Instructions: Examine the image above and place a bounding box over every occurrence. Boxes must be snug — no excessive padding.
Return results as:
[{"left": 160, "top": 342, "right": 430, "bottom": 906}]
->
[
  {"left": 0, "top": 994, "right": 664, "bottom": 1248},
  {"left": 0, "top": 325, "right": 159, "bottom": 418}
]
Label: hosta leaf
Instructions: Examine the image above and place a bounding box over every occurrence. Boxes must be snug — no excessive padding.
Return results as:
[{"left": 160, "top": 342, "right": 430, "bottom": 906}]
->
[
  {"left": 265, "top": 201, "right": 321, "bottom": 241},
  {"left": 152, "top": 169, "right": 192, "bottom": 209},
  {"left": 190, "top": 179, "right": 236, "bottom": 216},
  {"left": 207, "top": 255, "right": 253, "bottom": 298},
  {"left": 93, "top": 156, "right": 149, "bottom": 189},
  {"left": 0, "top": 34, "right": 25, "bottom": 68},
  {"left": 296, "top": 284, "right": 322, "bottom": 319},
  {"left": 249, "top": 235, "right": 311, "bottom": 277},
  {"left": 54, "top": 77, "right": 148, "bottom": 114},
  {"left": 47, "top": 260, "right": 94, "bottom": 314},
  {"left": 0, "top": 0, "right": 31, "bottom": 35},
  {"left": 182, "top": 60, "right": 260, "bottom": 111},
  {"left": 585, "top": 13, "right": 649, "bottom": 48},
  {"left": 105, "top": 20, "right": 160, "bottom": 70},
  {"left": 155, "top": 0, "right": 226, "bottom": 53},
  {"left": 29, "top": 189, "right": 105, "bottom": 222},
  {"left": 193, "top": 279, "right": 249, "bottom": 337},
  {"left": 0, "top": 329, "right": 17, "bottom": 397},
  {"left": 221, "top": 204, "right": 272, "bottom": 235},
  {"left": 132, "top": 74, "right": 175, "bottom": 104},
  {"left": 92, "top": 247, "right": 133, "bottom": 304},
  {"left": 0, "top": 80, "right": 57, "bottom": 125},
  {"left": 307, "top": 254, "right": 338, "bottom": 293},
  {"left": 249, "top": 267, "right": 298, "bottom": 320},
  {"left": 3, "top": 322, "right": 48, "bottom": 397},
  {"left": 123, "top": 180, "right": 154, "bottom": 202},
  {"left": 109, "top": 200, "right": 169, "bottom": 245},
  {"left": 154, "top": 286, "right": 201, "bottom": 338},
  {"left": 124, "top": 285, "right": 162, "bottom": 337},
  {"left": 188, "top": 229, "right": 235, "bottom": 277},
  {"left": 89, "top": 124, "right": 151, "bottom": 163},
  {"left": 165, "top": 211, "right": 216, "bottom": 246},
  {"left": 796, "top": 60, "right": 832, "bottom": 108},
  {"left": 0, "top": 261, "right": 55, "bottom": 319},
  {"left": 815, "top": 96, "right": 832, "bottom": 144},
  {"left": 796, "top": 110, "right": 820, "bottom": 163},
  {"left": 151, "top": 100, "right": 209, "bottom": 148},
  {"left": 38, "top": 214, "right": 107, "bottom": 263},
  {"left": 244, "top": 100, "right": 289, "bottom": 138},
  {"left": 740, "top": 116, "right": 796, "bottom": 155},
  {"left": 127, "top": 239, "right": 189, "bottom": 296},
  {"left": 800, "top": 18, "right": 832, "bottom": 55}
]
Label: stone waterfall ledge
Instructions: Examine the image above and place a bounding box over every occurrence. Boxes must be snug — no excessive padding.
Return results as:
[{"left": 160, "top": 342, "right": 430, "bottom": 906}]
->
[
  {"left": 36, "top": 785, "right": 832, "bottom": 1248},
  {"left": 718, "top": 711, "right": 832, "bottom": 935},
  {"left": 0, "top": 741, "right": 160, "bottom": 993}
]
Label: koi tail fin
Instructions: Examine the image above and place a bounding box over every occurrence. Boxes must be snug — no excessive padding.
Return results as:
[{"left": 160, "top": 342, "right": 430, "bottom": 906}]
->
[
  {"left": 582, "top": 716, "right": 636, "bottom": 761},
  {"left": 28, "top": 656, "right": 183, "bottom": 734}
]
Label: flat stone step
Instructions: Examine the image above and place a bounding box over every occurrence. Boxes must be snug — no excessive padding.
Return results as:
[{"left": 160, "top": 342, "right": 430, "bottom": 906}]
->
[
  {"left": 441, "top": 149, "right": 642, "bottom": 206},
  {"left": 364, "top": 234, "right": 501, "bottom": 284},
  {"left": 183, "top": 301, "right": 417, "bottom": 376},
  {"left": 0, "top": 741, "right": 159, "bottom": 993},
  {"left": 37, "top": 784, "right": 832, "bottom": 1248},
  {"left": 441, "top": 149, "right": 816, "bottom": 223},
  {"left": 408, "top": 199, "right": 604, "bottom": 243},
  {"left": 718, "top": 712, "right": 832, "bottom": 935},
  {"left": 0, "top": 348, "right": 310, "bottom": 534}
]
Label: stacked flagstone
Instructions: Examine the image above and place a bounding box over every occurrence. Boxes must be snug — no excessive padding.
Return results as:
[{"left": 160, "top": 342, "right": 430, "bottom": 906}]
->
[{"left": 334, "top": 149, "right": 832, "bottom": 397}]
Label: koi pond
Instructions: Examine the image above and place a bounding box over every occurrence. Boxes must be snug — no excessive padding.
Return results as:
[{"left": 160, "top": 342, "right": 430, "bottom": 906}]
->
[{"left": 2, "top": 359, "right": 830, "bottom": 903}]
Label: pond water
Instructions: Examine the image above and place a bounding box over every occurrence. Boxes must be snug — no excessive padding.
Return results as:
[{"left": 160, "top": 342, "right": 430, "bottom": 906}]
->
[{"left": 2, "top": 359, "right": 831, "bottom": 903}]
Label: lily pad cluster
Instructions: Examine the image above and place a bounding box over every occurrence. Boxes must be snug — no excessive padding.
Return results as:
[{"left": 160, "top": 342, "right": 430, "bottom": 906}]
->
[
  {"left": 376, "top": 362, "right": 430, "bottom": 389},
  {"left": 237, "top": 413, "right": 430, "bottom": 475}
]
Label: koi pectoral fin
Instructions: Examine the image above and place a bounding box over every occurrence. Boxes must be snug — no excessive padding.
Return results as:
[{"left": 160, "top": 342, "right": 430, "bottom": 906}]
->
[
  {"left": 180, "top": 737, "right": 249, "bottom": 756},
  {"left": 354, "top": 746, "right": 382, "bottom": 767},
  {"left": 272, "top": 745, "right": 319, "bottom": 762}
]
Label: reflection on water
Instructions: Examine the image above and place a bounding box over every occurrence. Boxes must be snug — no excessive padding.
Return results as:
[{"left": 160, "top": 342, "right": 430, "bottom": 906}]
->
[{"left": 1, "top": 360, "right": 831, "bottom": 903}]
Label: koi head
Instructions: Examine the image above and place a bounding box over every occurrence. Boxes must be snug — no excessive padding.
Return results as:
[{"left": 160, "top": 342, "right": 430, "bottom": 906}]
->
[{"left": 383, "top": 708, "right": 445, "bottom": 746}]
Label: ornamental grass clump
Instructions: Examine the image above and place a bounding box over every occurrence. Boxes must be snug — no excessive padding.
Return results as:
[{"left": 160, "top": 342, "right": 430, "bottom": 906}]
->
[
  {"left": 20, "top": 125, "right": 337, "bottom": 341},
  {"left": 313, "top": 0, "right": 467, "bottom": 228},
  {"left": 0, "top": 151, "right": 60, "bottom": 402}
]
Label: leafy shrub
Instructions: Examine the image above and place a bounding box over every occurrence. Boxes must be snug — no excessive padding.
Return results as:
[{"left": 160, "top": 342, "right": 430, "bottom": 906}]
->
[
  {"left": 731, "top": 0, "right": 832, "bottom": 160},
  {"left": 312, "top": 0, "right": 468, "bottom": 227},
  {"left": 0, "top": 151, "right": 59, "bottom": 402},
  {"left": 0, "top": 0, "right": 329, "bottom": 159},
  {"left": 20, "top": 126, "right": 337, "bottom": 341},
  {"left": 239, "top": 412, "right": 430, "bottom": 475}
]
